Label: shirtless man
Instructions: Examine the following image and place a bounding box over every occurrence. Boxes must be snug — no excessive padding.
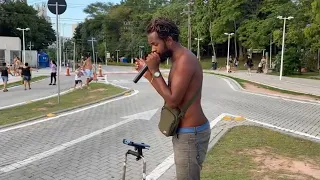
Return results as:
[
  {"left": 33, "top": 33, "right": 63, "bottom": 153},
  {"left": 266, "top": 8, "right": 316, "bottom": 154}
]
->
[
  {"left": 82, "top": 56, "right": 93, "bottom": 86},
  {"left": 14, "top": 57, "right": 22, "bottom": 76},
  {"left": 135, "top": 17, "right": 211, "bottom": 180}
]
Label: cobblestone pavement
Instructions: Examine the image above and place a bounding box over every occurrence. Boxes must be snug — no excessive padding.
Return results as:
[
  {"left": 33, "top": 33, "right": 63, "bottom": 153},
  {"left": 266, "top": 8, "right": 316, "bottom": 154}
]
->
[{"left": 0, "top": 67, "right": 319, "bottom": 180}]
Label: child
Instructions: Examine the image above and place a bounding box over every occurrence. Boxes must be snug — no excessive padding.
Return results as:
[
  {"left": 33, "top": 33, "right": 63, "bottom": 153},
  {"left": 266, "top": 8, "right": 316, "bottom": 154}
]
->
[
  {"left": 74, "top": 67, "right": 84, "bottom": 89},
  {"left": 1, "top": 62, "right": 13, "bottom": 92}
]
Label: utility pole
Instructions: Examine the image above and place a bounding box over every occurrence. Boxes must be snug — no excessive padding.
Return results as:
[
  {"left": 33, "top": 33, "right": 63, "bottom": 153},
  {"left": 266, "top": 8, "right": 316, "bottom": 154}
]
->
[
  {"left": 116, "top": 50, "right": 120, "bottom": 63},
  {"left": 269, "top": 35, "right": 272, "bottom": 68},
  {"left": 73, "top": 40, "right": 76, "bottom": 71},
  {"left": 104, "top": 34, "right": 107, "bottom": 65},
  {"left": 95, "top": 52, "right": 98, "bottom": 65},
  {"left": 28, "top": 41, "right": 34, "bottom": 50},
  {"left": 124, "top": 21, "right": 134, "bottom": 63},
  {"left": 88, "top": 37, "right": 97, "bottom": 74},
  {"left": 194, "top": 32, "right": 202, "bottom": 61},
  {"left": 318, "top": 49, "right": 320, "bottom": 74},
  {"left": 64, "top": 47, "right": 67, "bottom": 67},
  {"left": 181, "top": 1, "right": 194, "bottom": 50},
  {"left": 139, "top": 46, "right": 144, "bottom": 59}
]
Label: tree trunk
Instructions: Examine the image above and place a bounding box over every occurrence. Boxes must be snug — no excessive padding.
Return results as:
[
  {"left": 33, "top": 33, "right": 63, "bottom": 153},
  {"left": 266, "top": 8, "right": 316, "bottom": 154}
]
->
[
  {"left": 209, "top": 22, "right": 216, "bottom": 58},
  {"left": 233, "top": 20, "right": 238, "bottom": 58},
  {"left": 239, "top": 42, "right": 243, "bottom": 58}
]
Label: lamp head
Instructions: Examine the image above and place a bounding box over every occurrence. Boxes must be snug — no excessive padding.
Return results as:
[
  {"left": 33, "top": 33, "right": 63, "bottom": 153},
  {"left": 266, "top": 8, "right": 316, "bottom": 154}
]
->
[
  {"left": 288, "top": 16, "right": 294, "bottom": 20},
  {"left": 26, "top": 28, "right": 30, "bottom": 31},
  {"left": 277, "top": 16, "right": 283, "bottom": 19}
]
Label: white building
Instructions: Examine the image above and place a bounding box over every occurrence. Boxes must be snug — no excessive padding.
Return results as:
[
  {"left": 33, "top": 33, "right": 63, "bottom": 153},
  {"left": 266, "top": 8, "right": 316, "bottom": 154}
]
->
[
  {"left": 0, "top": 36, "right": 21, "bottom": 65},
  {"left": 33, "top": 2, "right": 51, "bottom": 23}
]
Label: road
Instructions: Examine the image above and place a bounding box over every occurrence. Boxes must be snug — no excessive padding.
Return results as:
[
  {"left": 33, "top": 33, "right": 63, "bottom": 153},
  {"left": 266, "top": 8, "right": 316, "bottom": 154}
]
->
[
  {"left": 0, "top": 66, "right": 319, "bottom": 180},
  {"left": 0, "top": 75, "right": 75, "bottom": 109}
]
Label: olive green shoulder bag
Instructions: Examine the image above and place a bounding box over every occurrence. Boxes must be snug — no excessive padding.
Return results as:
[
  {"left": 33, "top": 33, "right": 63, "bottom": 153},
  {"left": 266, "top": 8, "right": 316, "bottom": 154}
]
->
[{"left": 158, "top": 88, "right": 201, "bottom": 137}]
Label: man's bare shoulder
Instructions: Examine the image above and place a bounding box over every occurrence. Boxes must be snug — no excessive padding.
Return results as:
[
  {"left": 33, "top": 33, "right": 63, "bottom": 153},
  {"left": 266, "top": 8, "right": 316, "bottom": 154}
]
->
[{"left": 176, "top": 49, "right": 198, "bottom": 70}]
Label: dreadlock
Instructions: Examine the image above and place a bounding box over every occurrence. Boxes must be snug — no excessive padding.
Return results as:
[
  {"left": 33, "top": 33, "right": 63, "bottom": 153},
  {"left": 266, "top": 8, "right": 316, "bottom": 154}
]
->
[{"left": 146, "top": 17, "right": 180, "bottom": 42}]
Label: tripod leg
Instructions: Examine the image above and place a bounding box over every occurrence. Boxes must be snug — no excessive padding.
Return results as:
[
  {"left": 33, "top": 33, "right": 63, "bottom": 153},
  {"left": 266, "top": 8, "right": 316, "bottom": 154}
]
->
[
  {"left": 142, "top": 157, "right": 146, "bottom": 180},
  {"left": 122, "top": 153, "right": 128, "bottom": 180}
]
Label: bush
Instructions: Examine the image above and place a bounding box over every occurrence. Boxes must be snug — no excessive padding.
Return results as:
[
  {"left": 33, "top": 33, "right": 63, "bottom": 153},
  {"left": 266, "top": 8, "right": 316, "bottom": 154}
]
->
[{"left": 274, "top": 47, "right": 302, "bottom": 75}]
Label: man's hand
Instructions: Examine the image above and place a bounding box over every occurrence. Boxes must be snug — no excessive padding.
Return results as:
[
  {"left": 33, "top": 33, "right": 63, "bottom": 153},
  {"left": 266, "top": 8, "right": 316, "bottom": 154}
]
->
[
  {"left": 145, "top": 52, "right": 161, "bottom": 73},
  {"left": 135, "top": 58, "right": 151, "bottom": 79}
]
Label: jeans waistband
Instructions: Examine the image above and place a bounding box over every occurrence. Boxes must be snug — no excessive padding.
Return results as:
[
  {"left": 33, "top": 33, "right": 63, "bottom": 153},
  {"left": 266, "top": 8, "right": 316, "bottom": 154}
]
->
[{"left": 176, "top": 121, "right": 210, "bottom": 133}]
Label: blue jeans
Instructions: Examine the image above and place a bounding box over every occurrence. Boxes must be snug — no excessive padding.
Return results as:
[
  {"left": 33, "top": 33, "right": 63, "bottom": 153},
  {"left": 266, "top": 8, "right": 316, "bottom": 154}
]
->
[
  {"left": 172, "top": 121, "right": 211, "bottom": 180},
  {"left": 1, "top": 76, "right": 8, "bottom": 83}
]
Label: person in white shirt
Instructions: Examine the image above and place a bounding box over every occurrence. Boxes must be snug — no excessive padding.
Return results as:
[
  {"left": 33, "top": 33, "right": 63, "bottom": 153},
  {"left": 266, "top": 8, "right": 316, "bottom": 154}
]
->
[{"left": 74, "top": 67, "right": 84, "bottom": 89}]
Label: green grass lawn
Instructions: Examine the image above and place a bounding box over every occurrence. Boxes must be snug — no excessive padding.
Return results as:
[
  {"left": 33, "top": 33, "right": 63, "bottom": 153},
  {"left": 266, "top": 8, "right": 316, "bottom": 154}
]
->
[
  {"left": 0, "top": 75, "right": 48, "bottom": 90},
  {"left": 0, "top": 83, "right": 127, "bottom": 126},
  {"left": 201, "top": 126, "right": 320, "bottom": 180}
]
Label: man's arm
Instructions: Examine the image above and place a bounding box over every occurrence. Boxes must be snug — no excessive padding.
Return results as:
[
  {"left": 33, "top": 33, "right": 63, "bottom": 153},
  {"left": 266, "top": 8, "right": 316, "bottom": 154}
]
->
[
  {"left": 149, "top": 57, "right": 195, "bottom": 108},
  {"left": 82, "top": 60, "right": 87, "bottom": 68}
]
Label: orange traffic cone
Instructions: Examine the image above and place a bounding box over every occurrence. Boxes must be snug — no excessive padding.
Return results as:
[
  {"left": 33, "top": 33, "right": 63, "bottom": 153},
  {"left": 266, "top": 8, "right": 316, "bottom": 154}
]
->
[
  {"left": 98, "top": 64, "right": 103, "bottom": 77},
  {"left": 66, "top": 64, "right": 71, "bottom": 76}
]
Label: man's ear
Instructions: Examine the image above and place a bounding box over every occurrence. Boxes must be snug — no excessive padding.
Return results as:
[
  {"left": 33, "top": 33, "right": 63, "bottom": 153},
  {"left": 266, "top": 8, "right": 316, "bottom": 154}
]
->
[{"left": 166, "top": 36, "right": 174, "bottom": 46}]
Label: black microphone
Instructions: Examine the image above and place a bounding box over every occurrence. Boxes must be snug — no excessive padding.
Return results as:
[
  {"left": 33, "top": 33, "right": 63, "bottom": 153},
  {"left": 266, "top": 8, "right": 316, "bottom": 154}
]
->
[{"left": 133, "top": 65, "right": 148, "bottom": 83}]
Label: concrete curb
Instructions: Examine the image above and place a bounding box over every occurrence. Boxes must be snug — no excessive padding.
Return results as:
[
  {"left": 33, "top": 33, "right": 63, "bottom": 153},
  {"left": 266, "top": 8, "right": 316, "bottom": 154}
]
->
[
  {"left": 0, "top": 85, "right": 134, "bottom": 130},
  {"left": 207, "top": 71, "right": 320, "bottom": 97},
  {"left": 208, "top": 72, "right": 320, "bottom": 103}
]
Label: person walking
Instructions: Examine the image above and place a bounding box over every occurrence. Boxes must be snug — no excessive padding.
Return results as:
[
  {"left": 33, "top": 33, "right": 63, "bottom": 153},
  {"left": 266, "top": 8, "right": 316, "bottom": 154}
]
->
[
  {"left": 49, "top": 60, "right": 57, "bottom": 85},
  {"left": 21, "top": 63, "right": 37, "bottom": 90},
  {"left": 1, "top": 62, "right": 13, "bottom": 92}
]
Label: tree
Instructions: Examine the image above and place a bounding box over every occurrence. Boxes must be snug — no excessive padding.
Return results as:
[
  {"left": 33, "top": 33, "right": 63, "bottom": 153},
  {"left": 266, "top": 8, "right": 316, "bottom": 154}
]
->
[
  {"left": 0, "top": 1, "right": 56, "bottom": 50},
  {"left": 75, "top": 0, "right": 319, "bottom": 75}
]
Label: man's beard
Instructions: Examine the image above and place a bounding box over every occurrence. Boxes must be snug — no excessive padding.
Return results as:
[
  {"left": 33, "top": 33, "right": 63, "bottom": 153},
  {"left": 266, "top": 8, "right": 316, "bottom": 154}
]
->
[{"left": 159, "top": 46, "right": 173, "bottom": 63}]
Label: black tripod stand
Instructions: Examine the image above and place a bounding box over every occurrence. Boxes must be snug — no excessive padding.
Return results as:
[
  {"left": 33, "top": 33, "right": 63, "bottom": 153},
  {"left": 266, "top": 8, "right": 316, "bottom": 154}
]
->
[{"left": 122, "top": 139, "right": 150, "bottom": 180}]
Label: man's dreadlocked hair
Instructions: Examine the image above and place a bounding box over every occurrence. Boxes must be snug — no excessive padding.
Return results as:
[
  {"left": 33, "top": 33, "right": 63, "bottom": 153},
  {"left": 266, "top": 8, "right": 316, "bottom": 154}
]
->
[{"left": 146, "top": 17, "right": 180, "bottom": 42}]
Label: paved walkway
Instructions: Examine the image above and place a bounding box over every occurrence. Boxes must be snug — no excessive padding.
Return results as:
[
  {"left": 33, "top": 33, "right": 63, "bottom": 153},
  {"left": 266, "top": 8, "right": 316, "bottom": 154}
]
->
[{"left": 207, "top": 70, "right": 320, "bottom": 96}]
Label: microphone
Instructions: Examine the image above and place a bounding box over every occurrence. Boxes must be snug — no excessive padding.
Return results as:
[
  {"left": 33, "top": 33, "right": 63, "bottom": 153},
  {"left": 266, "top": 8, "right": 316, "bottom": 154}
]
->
[{"left": 133, "top": 65, "right": 148, "bottom": 83}]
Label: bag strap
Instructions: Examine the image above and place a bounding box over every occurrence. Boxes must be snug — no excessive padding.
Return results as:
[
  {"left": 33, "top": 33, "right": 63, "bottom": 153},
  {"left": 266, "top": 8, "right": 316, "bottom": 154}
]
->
[{"left": 179, "top": 87, "right": 201, "bottom": 116}]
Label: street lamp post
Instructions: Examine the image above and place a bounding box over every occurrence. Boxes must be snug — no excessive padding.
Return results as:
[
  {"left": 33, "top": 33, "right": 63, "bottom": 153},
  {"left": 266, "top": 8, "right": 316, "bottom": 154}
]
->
[
  {"left": 277, "top": 16, "right": 294, "bottom": 80},
  {"left": 224, "top": 32, "right": 234, "bottom": 73},
  {"left": 195, "top": 33, "right": 203, "bottom": 61},
  {"left": 139, "top": 46, "right": 144, "bottom": 59},
  {"left": 88, "top": 37, "right": 97, "bottom": 74},
  {"left": 115, "top": 50, "right": 120, "bottom": 63},
  {"left": 16, "top": 27, "right": 30, "bottom": 64}
]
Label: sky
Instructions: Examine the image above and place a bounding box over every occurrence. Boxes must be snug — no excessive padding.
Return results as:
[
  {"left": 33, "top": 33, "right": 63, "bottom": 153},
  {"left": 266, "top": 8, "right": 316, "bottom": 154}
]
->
[{"left": 27, "top": 0, "right": 121, "bottom": 38}]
